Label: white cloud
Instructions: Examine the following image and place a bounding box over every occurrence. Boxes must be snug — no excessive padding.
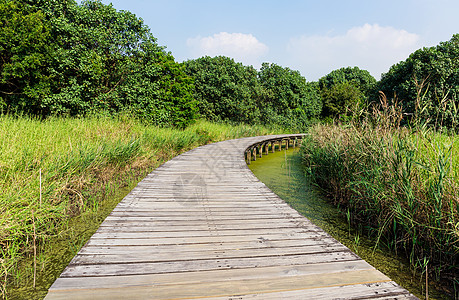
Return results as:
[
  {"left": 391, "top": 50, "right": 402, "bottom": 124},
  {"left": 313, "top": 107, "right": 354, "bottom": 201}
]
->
[
  {"left": 187, "top": 32, "right": 268, "bottom": 67},
  {"left": 287, "top": 24, "right": 421, "bottom": 80}
]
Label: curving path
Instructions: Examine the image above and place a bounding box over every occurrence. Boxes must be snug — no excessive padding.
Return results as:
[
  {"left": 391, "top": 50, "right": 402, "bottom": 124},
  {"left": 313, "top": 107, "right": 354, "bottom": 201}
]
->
[{"left": 45, "top": 135, "right": 417, "bottom": 300}]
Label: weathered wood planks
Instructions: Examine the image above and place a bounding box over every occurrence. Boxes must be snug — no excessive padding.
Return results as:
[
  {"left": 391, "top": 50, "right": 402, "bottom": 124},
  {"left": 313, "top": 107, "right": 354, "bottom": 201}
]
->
[{"left": 45, "top": 135, "right": 418, "bottom": 300}]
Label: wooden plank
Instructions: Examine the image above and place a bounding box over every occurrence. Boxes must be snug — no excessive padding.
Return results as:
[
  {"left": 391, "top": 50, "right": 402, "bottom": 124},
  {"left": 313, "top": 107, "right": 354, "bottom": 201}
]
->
[
  {"left": 47, "top": 282, "right": 416, "bottom": 300},
  {"left": 84, "top": 231, "right": 331, "bottom": 246},
  {"left": 48, "top": 260, "right": 374, "bottom": 290},
  {"left": 46, "top": 269, "right": 391, "bottom": 300},
  {"left": 97, "top": 221, "right": 316, "bottom": 231},
  {"left": 90, "top": 228, "right": 319, "bottom": 239},
  {"left": 97, "top": 219, "right": 316, "bottom": 228},
  {"left": 60, "top": 251, "right": 360, "bottom": 277},
  {"left": 107, "top": 210, "right": 300, "bottom": 216},
  {"left": 98, "top": 219, "right": 313, "bottom": 228},
  {"left": 204, "top": 282, "right": 416, "bottom": 300},
  {"left": 70, "top": 244, "right": 351, "bottom": 265},
  {"left": 107, "top": 208, "right": 306, "bottom": 215},
  {"left": 78, "top": 238, "right": 340, "bottom": 255}
]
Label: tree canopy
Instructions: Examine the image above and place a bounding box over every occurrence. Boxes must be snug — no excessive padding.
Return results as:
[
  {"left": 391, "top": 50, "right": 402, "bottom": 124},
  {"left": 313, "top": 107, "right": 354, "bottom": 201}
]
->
[
  {"left": 183, "top": 58, "right": 321, "bottom": 129},
  {"left": 0, "top": 0, "right": 196, "bottom": 127},
  {"left": 0, "top": 0, "right": 52, "bottom": 112},
  {"left": 318, "top": 67, "right": 376, "bottom": 118},
  {"left": 258, "top": 63, "right": 321, "bottom": 127},
  {"left": 378, "top": 34, "right": 459, "bottom": 127},
  {"left": 183, "top": 56, "right": 262, "bottom": 124},
  {"left": 9, "top": 0, "right": 455, "bottom": 130}
]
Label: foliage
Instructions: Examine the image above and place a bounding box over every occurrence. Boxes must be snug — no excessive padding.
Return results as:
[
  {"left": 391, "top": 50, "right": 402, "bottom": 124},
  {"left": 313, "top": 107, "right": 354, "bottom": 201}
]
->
[
  {"left": 183, "top": 58, "right": 321, "bottom": 129},
  {"left": 258, "top": 63, "right": 322, "bottom": 128},
  {"left": 319, "top": 82, "right": 365, "bottom": 119},
  {"left": 318, "top": 67, "right": 376, "bottom": 118},
  {"left": 319, "top": 66, "right": 376, "bottom": 93},
  {"left": 0, "top": 0, "right": 196, "bottom": 127},
  {"left": 1, "top": 0, "right": 323, "bottom": 128},
  {"left": 183, "top": 56, "right": 262, "bottom": 124},
  {"left": 0, "top": 0, "right": 53, "bottom": 112},
  {"left": 378, "top": 34, "right": 459, "bottom": 128}
]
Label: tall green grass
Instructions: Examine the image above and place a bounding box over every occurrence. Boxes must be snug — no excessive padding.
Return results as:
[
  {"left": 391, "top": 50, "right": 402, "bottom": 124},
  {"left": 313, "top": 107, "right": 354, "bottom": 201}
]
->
[
  {"left": 0, "top": 115, "right": 285, "bottom": 298},
  {"left": 302, "top": 123, "right": 458, "bottom": 297}
]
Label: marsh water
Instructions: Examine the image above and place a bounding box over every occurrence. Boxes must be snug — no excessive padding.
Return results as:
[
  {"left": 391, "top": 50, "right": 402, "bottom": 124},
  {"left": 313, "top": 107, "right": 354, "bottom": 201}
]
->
[{"left": 249, "top": 147, "right": 449, "bottom": 300}]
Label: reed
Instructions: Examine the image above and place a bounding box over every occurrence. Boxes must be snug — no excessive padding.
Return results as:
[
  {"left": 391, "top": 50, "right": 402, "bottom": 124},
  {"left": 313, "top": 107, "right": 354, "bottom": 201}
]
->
[{"left": 302, "top": 120, "right": 458, "bottom": 297}]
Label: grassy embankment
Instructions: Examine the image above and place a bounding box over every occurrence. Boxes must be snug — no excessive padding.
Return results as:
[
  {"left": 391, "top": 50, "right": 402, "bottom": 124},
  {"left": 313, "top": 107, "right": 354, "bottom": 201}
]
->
[
  {"left": 302, "top": 121, "right": 459, "bottom": 297},
  {"left": 0, "top": 115, "right": 286, "bottom": 298}
]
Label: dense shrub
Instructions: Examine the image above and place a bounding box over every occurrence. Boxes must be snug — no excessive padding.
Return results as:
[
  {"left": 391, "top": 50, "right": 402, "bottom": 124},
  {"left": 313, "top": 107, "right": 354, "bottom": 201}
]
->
[
  {"left": 184, "top": 58, "right": 322, "bottom": 129},
  {"left": 1, "top": 0, "right": 324, "bottom": 129},
  {"left": 319, "top": 82, "right": 365, "bottom": 119}
]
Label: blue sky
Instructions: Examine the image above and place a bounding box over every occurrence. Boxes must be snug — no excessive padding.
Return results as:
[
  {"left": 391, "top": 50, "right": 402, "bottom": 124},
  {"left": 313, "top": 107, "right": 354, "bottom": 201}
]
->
[{"left": 92, "top": 0, "right": 458, "bottom": 81}]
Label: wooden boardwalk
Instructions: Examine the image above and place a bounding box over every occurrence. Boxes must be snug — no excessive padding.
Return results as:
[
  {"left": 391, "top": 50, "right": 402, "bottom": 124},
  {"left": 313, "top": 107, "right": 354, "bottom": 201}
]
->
[{"left": 45, "top": 135, "right": 417, "bottom": 300}]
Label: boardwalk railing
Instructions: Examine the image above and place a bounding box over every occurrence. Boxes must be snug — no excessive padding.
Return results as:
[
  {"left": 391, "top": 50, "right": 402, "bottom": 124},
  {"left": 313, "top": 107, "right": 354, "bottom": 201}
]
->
[
  {"left": 245, "top": 135, "right": 304, "bottom": 164},
  {"left": 45, "top": 135, "right": 417, "bottom": 300}
]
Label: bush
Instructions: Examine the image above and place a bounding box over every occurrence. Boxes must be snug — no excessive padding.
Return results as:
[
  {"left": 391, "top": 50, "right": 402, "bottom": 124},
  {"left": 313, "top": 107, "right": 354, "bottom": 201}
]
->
[
  {"left": 0, "top": 0, "right": 53, "bottom": 113},
  {"left": 319, "top": 82, "right": 365, "bottom": 119}
]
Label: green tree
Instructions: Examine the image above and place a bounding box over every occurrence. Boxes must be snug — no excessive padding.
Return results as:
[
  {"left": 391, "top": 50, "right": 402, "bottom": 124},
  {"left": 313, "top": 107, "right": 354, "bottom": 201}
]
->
[
  {"left": 122, "top": 49, "right": 196, "bottom": 128},
  {"left": 1, "top": 0, "right": 196, "bottom": 127},
  {"left": 320, "top": 82, "right": 364, "bottom": 118},
  {"left": 183, "top": 56, "right": 262, "bottom": 124},
  {"left": 319, "top": 66, "right": 376, "bottom": 94},
  {"left": 258, "top": 63, "right": 322, "bottom": 128},
  {"left": 378, "top": 34, "right": 459, "bottom": 128},
  {"left": 318, "top": 67, "right": 376, "bottom": 118},
  {"left": 0, "top": 0, "right": 53, "bottom": 113}
]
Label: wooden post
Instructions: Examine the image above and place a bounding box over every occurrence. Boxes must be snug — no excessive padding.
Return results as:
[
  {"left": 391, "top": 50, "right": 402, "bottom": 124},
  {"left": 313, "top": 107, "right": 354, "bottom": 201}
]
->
[
  {"left": 285, "top": 139, "right": 289, "bottom": 150},
  {"left": 247, "top": 150, "right": 251, "bottom": 165},
  {"left": 265, "top": 143, "right": 269, "bottom": 155},
  {"left": 32, "top": 210, "right": 36, "bottom": 288},
  {"left": 293, "top": 138, "right": 296, "bottom": 148},
  {"left": 252, "top": 147, "right": 256, "bottom": 161},
  {"left": 258, "top": 145, "right": 262, "bottom": 158},
  {"left": 271, "top": 141, "right": 275, "bottom": 153},
  {"left": 39, "top": 168, "right": 42, "bottom": 208}
]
